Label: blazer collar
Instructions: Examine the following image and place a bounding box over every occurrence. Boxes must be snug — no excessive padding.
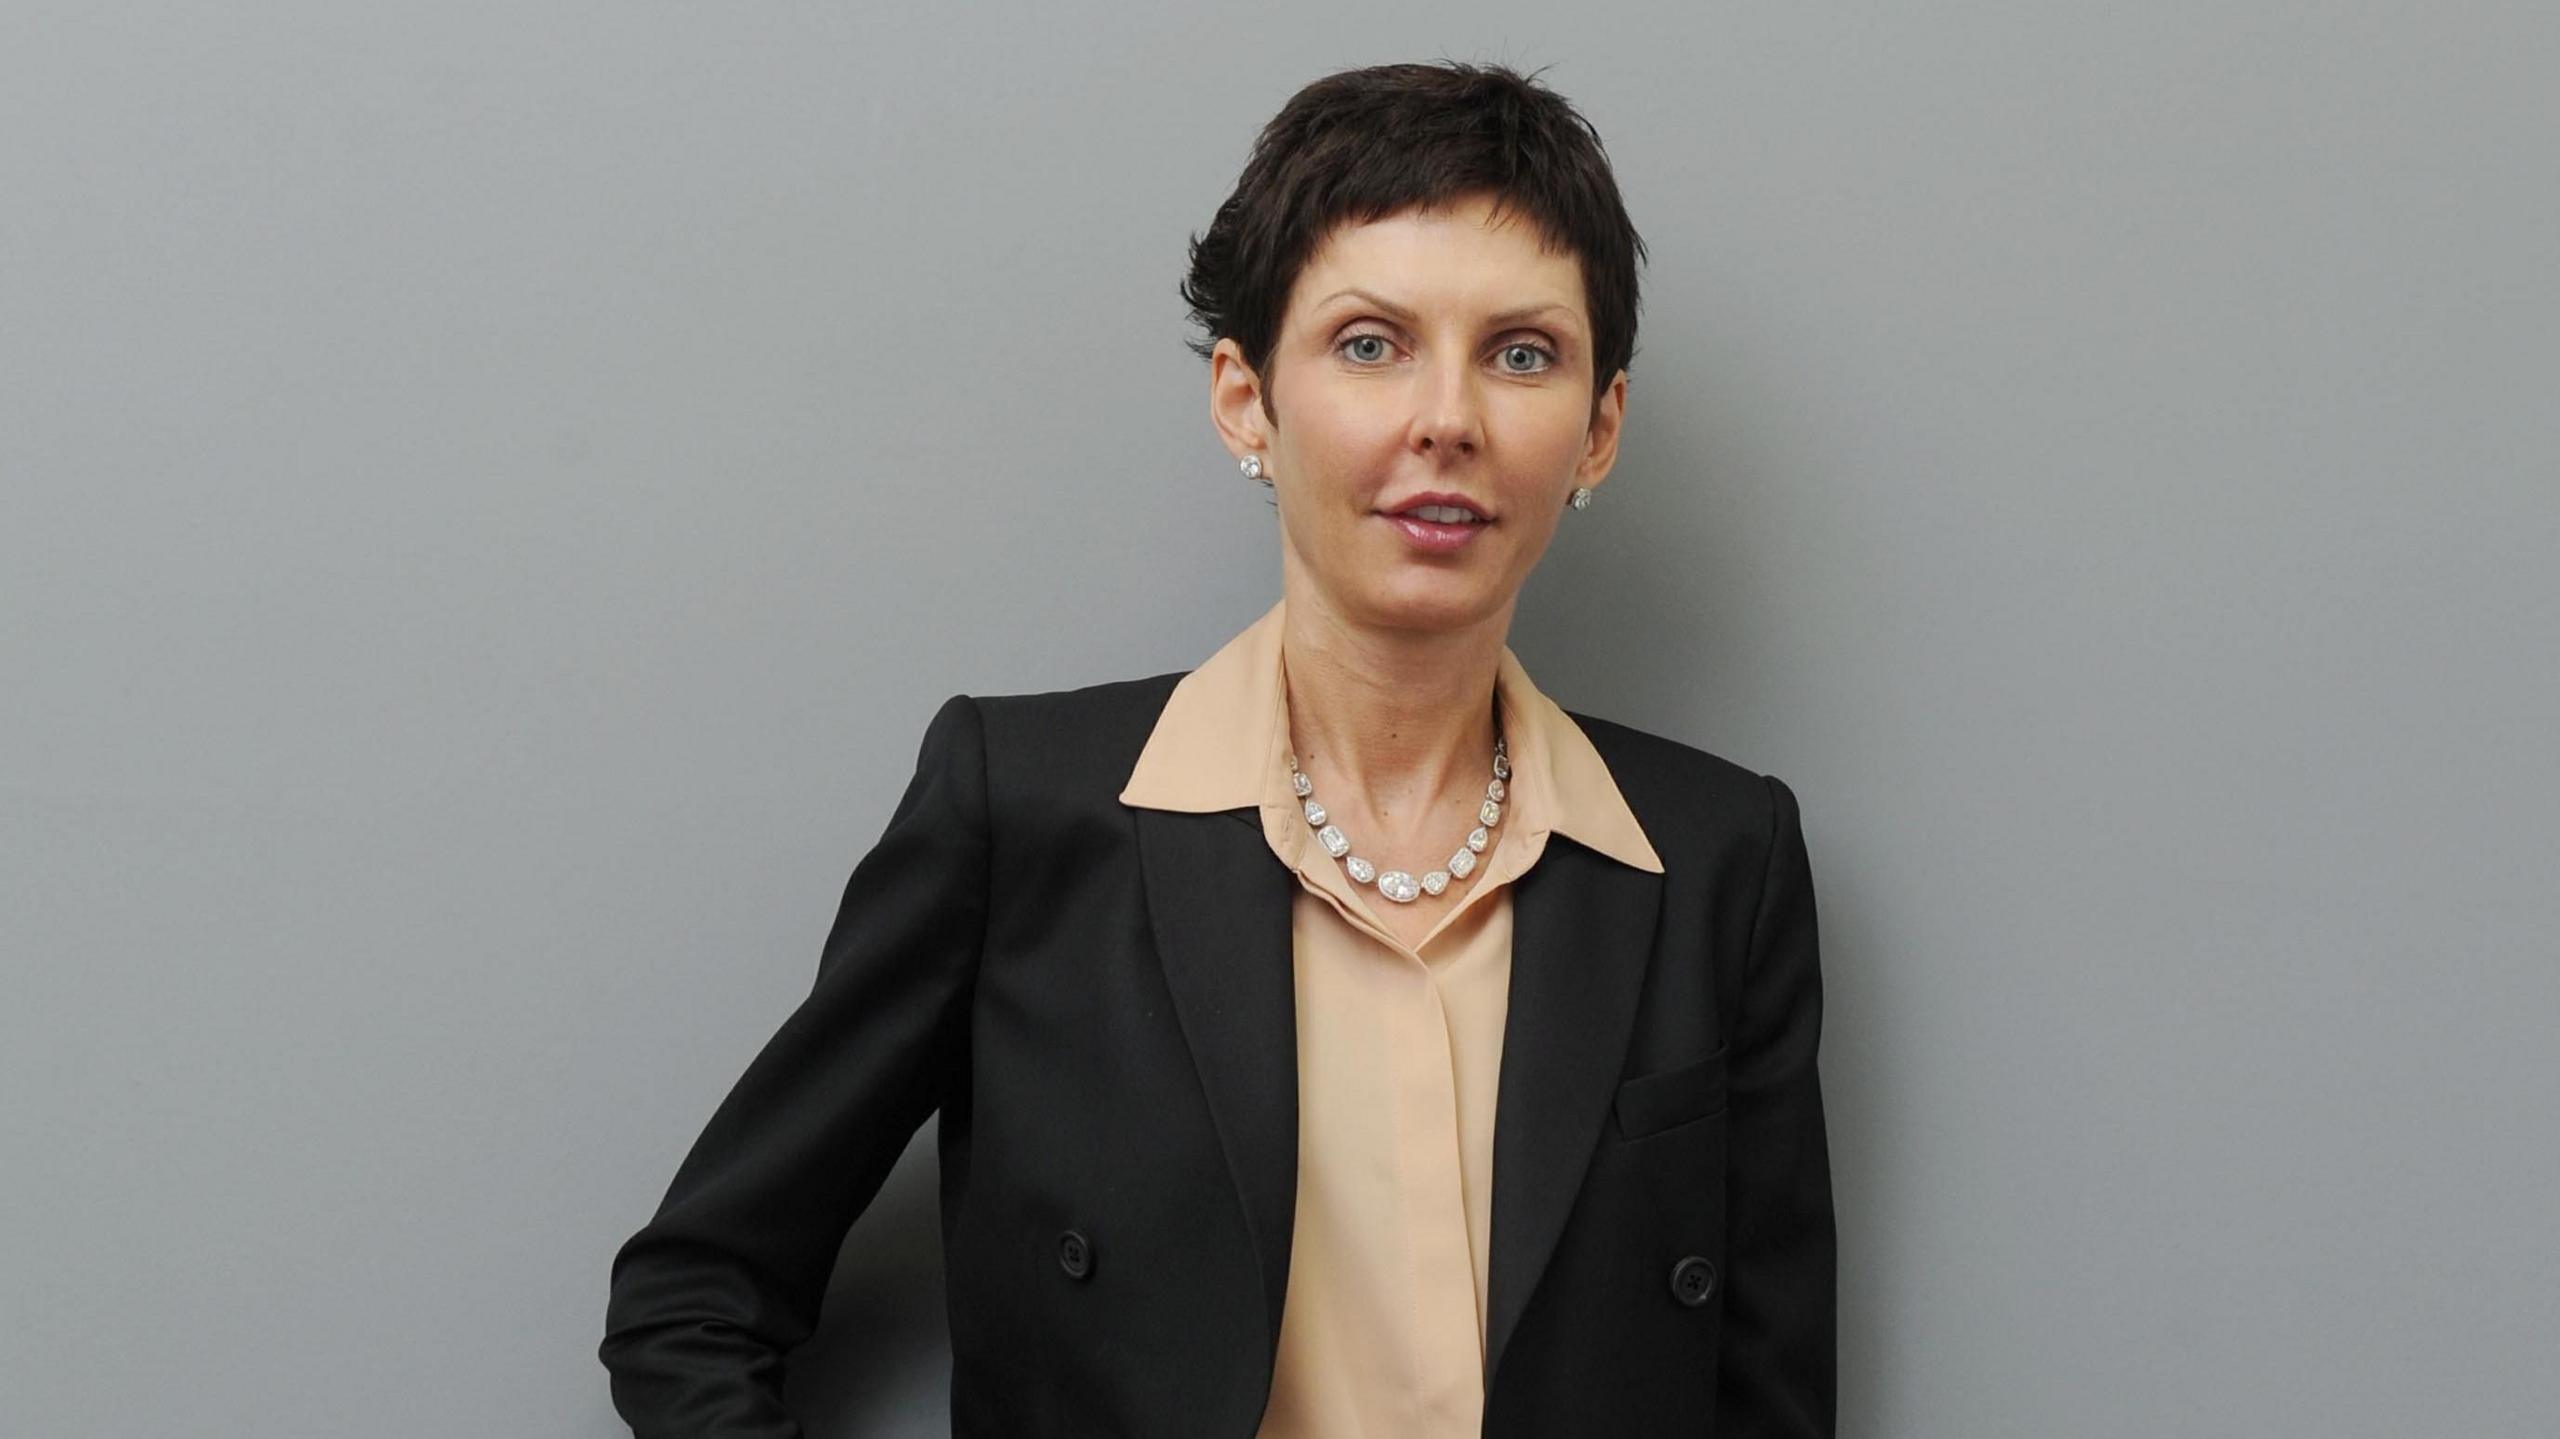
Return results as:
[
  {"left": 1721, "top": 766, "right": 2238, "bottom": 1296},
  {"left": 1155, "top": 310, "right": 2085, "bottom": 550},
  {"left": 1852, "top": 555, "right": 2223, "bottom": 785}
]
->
[{"left": 1117, "top": 597, "right": 1669, "bottom": 1390}]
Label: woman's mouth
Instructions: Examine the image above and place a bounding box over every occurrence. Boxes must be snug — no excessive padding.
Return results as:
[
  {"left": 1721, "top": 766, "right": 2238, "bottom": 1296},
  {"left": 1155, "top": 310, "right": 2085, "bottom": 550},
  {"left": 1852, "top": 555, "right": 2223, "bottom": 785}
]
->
[{"left": 1379, "top": 501, "right": 1492, "bottom": 553}]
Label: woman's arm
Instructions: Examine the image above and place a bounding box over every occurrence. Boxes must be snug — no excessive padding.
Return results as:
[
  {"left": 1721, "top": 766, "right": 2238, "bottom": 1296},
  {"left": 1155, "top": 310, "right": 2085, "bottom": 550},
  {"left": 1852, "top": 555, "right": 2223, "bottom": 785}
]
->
[
  {"left": 599, "top": 693, "right": 990, "bottom": 1439},
  {"left": 1717, "top": 773, "right": 1839, "bottom": 1436}
]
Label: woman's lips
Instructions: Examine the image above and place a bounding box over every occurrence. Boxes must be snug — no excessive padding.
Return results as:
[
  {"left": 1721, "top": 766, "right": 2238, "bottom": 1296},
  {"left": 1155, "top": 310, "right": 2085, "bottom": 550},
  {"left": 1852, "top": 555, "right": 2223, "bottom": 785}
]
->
[{"left": 1379, "top": 512, "right": 1490, "bottom": 553}]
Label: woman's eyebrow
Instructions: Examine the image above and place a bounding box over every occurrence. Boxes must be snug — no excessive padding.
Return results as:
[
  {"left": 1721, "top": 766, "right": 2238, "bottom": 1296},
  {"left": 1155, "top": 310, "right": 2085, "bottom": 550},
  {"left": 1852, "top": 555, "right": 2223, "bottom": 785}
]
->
[{"left": 1316, "top": 287, "right": 1578, "bottom": 331}]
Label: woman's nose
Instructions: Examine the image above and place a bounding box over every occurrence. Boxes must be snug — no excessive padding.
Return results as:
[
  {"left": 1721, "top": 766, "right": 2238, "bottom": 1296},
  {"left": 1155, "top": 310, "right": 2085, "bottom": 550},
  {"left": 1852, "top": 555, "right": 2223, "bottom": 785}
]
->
[{"left": 1412, "top": 353, "right": 1483, "bottom": 458}]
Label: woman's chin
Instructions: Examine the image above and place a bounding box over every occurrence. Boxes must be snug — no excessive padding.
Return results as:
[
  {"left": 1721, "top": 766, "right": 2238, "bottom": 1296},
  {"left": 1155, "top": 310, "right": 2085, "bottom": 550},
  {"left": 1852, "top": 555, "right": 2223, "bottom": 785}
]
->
[{"left": 1344, "top": 582, "right": 1509, "bottom": 636}]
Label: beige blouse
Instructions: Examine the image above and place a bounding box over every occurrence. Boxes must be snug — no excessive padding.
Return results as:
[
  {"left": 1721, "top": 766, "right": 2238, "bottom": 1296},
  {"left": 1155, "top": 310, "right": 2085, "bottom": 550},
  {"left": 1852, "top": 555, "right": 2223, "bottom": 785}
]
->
[{"left": 1118, "top": 597, "right": 1662, "bottom": 1437}]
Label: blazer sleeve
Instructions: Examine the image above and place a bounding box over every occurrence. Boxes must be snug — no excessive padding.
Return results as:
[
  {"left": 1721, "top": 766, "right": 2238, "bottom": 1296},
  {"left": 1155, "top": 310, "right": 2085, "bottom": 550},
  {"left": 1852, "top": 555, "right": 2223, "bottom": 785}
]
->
[
  {"left": 1716, "top": 773, "right": 1839, "bottom": 1437},
  {"left": 599, "top": 692, "right": 990, "bottom": 1439}
]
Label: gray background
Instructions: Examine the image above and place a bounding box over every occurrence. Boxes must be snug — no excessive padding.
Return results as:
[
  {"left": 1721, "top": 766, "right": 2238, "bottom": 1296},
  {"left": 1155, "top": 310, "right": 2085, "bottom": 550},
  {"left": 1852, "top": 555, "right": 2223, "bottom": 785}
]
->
[{"left": 4, "top": 3, "right": 2554, "bottom": 1436}]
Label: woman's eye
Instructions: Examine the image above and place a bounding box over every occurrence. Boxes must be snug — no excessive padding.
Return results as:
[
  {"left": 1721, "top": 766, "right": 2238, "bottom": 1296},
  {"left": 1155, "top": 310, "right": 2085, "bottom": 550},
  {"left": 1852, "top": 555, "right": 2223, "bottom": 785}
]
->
[{"left": 1335, "top": 331, "right": 1556, "bottom": 373}]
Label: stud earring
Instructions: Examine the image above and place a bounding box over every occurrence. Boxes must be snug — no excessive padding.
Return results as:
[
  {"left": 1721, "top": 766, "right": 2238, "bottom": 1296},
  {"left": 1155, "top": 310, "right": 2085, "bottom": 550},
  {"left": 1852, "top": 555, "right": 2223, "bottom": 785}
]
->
[
  {"left": 1567, "top": 486, "right": 1593, "bottom": 510},
  {"left": 1241, "top": 454, "right": 1271, "bottom": 486}
]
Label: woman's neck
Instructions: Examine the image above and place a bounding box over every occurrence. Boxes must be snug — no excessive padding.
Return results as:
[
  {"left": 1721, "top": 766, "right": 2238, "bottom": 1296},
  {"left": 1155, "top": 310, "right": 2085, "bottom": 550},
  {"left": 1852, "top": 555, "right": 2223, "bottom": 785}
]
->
[{"left": 1277, "top": 585, "right": 1510, "bottom": 826}]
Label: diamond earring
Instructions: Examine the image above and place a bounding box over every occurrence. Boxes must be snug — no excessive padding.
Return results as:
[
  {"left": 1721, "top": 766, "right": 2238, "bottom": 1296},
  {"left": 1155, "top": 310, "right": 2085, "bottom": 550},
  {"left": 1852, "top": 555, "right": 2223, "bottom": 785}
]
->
[
  {"left": 1241, "top": 454, "right": 1271, "bottom": 486},
  {"left": 1567, "top": 486, "right": 1593, "bottom": 510}
]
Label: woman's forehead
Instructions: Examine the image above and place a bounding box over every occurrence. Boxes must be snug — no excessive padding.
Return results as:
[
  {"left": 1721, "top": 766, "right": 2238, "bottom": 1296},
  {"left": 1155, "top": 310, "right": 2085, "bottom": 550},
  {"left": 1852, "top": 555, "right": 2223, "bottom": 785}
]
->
[{"left": 1292, "top": 208, "right": 1588, "bottom": 327}]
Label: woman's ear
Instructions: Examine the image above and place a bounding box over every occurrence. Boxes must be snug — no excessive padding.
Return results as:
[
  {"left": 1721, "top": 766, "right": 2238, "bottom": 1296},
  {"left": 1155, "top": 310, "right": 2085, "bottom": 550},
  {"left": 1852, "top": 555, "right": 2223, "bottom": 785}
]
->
[
  {"left": 1209, "top": 338, "right": 1275, "bottom": 459},
  {"left": 1576, "top": 367, "right": 1629, "bottom": 486}
]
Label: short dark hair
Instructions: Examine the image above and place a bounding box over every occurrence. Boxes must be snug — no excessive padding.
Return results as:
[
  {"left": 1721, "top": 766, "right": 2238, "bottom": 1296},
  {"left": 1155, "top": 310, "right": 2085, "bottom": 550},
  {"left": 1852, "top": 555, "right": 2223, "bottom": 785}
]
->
[{"left": 1180, "top": 60, "right": 1648, "bottom": 428}]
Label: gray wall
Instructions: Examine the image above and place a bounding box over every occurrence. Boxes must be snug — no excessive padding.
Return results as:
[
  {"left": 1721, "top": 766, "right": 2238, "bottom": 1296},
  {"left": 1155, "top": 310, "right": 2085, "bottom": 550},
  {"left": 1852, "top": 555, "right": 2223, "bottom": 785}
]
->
[{"left": 5, "top": 4, "right": 2554, "bottom": 1435}]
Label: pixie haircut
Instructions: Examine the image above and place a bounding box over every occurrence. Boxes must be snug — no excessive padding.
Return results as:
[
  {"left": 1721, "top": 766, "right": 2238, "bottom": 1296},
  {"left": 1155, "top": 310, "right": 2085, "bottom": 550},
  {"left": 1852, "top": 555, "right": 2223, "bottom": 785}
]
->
[{"left": 1181, "top": 60, "right": 1648, "bottom": 429}]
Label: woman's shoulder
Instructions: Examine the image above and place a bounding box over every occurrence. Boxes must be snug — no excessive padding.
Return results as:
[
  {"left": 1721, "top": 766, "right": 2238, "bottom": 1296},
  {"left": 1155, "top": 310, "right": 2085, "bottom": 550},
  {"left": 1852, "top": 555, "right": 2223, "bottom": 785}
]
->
[
  {"left": 968, "top": 667, "right": 1187, "bottom": 733},
  {"left": 1559, "top": 706, "right": 1804, "bottom": 852},
  {"left": 1563, "top": 706, "right": 1770, "bottom": 790},
  {"left": 946, "top": 668, "right": 1192, "bottom": 798}
]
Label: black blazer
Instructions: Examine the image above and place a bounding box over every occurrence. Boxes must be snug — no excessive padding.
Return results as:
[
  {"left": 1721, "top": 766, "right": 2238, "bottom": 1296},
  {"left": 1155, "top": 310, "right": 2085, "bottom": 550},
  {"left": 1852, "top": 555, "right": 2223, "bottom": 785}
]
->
[{"left": 601, "top": 672, "right": 1836, "bottom": 1437}]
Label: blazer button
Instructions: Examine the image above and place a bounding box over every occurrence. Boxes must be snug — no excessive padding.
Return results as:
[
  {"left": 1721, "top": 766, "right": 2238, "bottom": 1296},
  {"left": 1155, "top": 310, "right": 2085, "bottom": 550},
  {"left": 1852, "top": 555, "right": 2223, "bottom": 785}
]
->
[
  {"left": 1669, "top": 1255, "right": 1717, "bottom": 1308},
  {"left": 1057, "top": 1229, "right": 1094, "bottom": 1281}
]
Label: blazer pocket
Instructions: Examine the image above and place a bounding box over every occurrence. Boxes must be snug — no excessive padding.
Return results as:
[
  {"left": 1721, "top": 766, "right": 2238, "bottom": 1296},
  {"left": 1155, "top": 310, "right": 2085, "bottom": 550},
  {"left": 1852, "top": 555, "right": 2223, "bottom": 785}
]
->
[{"left": 1613, "top": 1042, "right": 1730, "bottom": 1139}]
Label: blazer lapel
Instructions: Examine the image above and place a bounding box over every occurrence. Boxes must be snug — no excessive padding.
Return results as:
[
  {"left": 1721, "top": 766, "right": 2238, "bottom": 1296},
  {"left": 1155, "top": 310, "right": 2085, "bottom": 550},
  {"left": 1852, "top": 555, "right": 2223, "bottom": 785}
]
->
[
  {"left": 1132, "top": 804, "right": 1301, "bottom": 1359},
  {"left": 1484, "top": 834, "right": 1664, "bottom": 1386},
  {"left": 1133, "top": 803, "right": 1664, "bottom": 1392}
]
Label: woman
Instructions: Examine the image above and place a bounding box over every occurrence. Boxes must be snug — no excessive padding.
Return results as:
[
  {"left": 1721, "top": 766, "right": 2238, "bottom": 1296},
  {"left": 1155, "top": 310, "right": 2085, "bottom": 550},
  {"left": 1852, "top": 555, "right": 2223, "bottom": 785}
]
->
[{"left": 602, "top": 60, "right": 1835, "bottom": 1439}]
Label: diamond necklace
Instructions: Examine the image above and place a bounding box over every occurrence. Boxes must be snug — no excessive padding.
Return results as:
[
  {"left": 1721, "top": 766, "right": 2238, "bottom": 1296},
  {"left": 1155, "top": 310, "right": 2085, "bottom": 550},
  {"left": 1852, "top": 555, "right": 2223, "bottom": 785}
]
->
[{"left": 1284, "top": 715, "right": 1510, "bottom": 905}]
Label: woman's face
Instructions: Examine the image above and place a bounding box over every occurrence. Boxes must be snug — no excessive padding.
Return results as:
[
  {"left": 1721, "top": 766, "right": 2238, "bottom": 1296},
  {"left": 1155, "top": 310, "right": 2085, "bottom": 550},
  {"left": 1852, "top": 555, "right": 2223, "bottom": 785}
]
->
[{"left": 1211, "top": 191, "right": 1627, "bottom": 638}]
